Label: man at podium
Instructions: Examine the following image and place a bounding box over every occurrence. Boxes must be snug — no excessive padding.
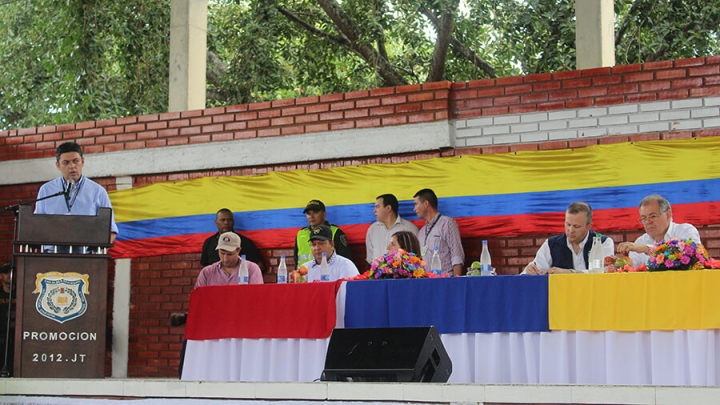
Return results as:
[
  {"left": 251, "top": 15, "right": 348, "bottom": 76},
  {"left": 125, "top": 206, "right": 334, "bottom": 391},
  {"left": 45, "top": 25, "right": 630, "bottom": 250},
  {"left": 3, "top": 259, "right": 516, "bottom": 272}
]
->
[{"left": 34, "top": 141, "right": 118, "bottom": 244}]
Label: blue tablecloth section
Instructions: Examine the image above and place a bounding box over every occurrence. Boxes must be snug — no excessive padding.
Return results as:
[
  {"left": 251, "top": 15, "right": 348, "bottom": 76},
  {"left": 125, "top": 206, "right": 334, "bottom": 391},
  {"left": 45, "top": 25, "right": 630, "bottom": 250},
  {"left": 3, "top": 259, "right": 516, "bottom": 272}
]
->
[{"left": 344, "top": 276, "right": 550, "bottom": 333}]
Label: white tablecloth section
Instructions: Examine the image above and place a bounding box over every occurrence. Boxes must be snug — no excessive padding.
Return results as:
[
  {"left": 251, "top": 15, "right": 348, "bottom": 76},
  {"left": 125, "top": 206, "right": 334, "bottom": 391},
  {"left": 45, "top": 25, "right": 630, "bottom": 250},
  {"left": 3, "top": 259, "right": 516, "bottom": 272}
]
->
[
  {"left": 183, "top": 330, "right": 720, "bottom": 384},
  {"left": 181, "top": 282, "right": 347, "bottom": 381},
  {"left": 182, "top": 337, "right": 332, "bottom": 382},
  {"left": 445, "top": 330, "right": 720, "bottom": 385},
  {"left": 182, "top": 281, "right": 720, "bottom": 385}
]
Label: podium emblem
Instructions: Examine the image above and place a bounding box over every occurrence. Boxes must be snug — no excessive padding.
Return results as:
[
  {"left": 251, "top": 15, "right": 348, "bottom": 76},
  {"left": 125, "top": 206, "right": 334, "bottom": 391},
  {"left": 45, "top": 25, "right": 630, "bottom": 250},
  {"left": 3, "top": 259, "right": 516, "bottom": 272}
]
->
[{"left": 34, "top": 272, "right": 90, "bottom": 324}]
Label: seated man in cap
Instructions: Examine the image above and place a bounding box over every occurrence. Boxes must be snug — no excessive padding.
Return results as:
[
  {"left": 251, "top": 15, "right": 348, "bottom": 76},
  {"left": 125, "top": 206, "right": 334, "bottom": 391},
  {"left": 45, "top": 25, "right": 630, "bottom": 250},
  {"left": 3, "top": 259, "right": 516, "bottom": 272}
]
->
[
  {"left": 175, "top": 232, "right": 263, "bottom": 378},
  {"left": 196, "top": 231, "right": 263, "bottom": 287},
  {"left": 293, "top": 199, "right": 352, "bottom": 265},
  {"left": 171, "top": 232, "right": 263, "bottom": 327},
  {"left": 301, "top": 225, "right": 359, "bottom": 281}
]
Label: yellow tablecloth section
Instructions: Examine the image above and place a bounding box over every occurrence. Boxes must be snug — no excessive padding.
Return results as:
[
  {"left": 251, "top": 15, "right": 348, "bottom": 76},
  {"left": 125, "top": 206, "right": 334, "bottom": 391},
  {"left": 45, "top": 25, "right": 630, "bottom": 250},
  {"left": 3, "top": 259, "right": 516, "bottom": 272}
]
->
[{"left": 549, "top": 270, "right": 720, "bottom": 331}]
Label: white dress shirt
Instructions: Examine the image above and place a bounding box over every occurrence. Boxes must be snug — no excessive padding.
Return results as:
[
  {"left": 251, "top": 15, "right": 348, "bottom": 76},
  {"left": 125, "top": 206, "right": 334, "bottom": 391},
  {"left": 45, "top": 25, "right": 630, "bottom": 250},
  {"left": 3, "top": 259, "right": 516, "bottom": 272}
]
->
[
  {"left": 629, "top": 221, "right": 701, "bottom": 265},
  {"left": 303, "top": 252, "right": 359, "bottom": 282},
  {"left": 525, "top": 232, "right": 615, "bottom": 273},
  {"left": 365, "top": 215, "right": 419, "bottom": 263}
]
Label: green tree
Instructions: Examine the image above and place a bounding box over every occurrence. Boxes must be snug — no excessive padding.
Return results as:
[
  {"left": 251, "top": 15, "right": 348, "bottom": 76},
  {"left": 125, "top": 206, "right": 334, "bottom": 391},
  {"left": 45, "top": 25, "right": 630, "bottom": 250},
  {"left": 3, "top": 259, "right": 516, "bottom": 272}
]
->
[
  {"left": 614, "top": 0, "right": 720, "bottom": 64},
  {"left": 1, "top": 0, "right": 719, "bottom": 129},
  {"left": 0, "top": 0, "right": 169, "bottom": 129}
]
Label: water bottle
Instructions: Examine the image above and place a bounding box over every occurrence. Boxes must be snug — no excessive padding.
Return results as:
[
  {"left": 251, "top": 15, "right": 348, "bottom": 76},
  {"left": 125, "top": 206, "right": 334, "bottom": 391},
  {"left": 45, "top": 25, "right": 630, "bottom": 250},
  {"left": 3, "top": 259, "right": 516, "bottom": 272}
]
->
[
  {"left": 430, "top": 246, "right": 442, "bottom": 276},
  {"left": 588, "top": 236, "right": 604, "bottom": 273},
  {"left": 480, "top": 240, "right": 493, "bottom": 276},
  {"left": 277, "top": 254, "right": 287, "bottom": 284},
  {"left": 238, "top": 254, "right": 249, "bottom": 284},
  {"left": 319, "top": 252, "right": 330, "bottom": 281}
]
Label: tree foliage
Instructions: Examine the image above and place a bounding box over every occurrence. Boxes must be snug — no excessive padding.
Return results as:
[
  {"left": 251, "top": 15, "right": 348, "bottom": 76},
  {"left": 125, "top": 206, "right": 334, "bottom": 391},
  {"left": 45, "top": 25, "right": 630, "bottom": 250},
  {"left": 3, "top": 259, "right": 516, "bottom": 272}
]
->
[
  {"left": 0, "top": 0, "right": 170, "bottom": 130},
  {"left": 1, "top": 0, "right": 718, "bottom": 129}
]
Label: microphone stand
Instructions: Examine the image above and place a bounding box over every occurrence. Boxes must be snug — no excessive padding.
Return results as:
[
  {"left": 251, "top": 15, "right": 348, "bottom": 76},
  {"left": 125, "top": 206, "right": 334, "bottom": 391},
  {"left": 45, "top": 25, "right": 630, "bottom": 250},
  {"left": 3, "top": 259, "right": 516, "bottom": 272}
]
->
[{"left": 0, "top": 187, "right": 68, "bottom": 377}]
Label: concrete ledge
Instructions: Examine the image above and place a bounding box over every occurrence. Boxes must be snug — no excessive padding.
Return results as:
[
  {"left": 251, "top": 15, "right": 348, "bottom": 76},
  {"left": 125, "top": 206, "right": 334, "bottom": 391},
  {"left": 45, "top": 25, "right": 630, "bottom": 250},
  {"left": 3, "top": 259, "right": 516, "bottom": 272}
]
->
[
  {"left": 0, "top": 121, "right": 453, "bottom": 185},
  {"left": 3, "top": 379, "right": 720, "bottom": 404}
]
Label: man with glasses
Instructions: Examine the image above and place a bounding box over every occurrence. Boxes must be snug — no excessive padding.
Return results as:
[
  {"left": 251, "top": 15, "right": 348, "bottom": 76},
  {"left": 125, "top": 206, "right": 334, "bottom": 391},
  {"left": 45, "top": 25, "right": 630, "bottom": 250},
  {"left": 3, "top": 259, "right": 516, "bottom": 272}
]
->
[{"left": 617, "top": 194, "right": 701, "bottom": 265}]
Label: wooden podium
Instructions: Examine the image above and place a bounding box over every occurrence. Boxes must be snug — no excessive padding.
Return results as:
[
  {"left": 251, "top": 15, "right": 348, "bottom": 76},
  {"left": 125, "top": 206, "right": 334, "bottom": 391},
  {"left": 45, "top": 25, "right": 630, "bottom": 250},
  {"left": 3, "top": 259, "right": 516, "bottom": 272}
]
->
[{"left": 13, "top": 205, "right": 112, "bottom": 378}]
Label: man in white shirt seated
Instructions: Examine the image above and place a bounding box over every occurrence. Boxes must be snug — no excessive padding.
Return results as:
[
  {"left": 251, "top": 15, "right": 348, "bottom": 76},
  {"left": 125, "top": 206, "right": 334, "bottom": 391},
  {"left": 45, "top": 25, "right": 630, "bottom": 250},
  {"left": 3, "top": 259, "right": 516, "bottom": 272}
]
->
[
  {"left": 617, "top": 194, "right": 700, "bottom": 265},
  {"left": 523, "top": 202, "right": 614, "bottom": 274},
  {"left": 302, "top": 225, "right": 359, "bottom": 282}
]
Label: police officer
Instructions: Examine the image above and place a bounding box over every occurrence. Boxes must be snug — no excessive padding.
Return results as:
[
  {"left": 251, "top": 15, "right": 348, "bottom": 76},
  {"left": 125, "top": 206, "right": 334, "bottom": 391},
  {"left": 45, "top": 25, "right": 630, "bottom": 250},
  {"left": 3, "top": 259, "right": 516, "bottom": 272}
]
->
[{"left": 293, "top": 200, "right": 353, "bottom": 265}]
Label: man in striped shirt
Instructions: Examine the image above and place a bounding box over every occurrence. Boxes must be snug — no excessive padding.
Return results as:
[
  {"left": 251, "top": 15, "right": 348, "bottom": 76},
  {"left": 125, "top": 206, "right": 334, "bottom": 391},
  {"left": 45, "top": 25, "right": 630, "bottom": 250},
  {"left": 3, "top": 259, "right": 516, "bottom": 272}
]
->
[{"left": 414, "top": 189, "right": 465, "bottom": 276}]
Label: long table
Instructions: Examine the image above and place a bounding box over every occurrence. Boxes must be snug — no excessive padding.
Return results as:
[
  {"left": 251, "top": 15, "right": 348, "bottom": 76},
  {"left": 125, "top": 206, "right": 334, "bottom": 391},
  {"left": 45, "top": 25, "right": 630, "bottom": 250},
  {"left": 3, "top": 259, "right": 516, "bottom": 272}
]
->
[{"left": 181, "top": 273, "right": 720, "bottom": 385}]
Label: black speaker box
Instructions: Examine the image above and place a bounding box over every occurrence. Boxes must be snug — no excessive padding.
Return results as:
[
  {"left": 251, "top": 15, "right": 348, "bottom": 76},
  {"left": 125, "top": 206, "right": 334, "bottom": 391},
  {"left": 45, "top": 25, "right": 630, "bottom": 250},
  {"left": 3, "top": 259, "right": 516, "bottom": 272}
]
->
[{"left": 321, "top": 326, "right": 452, "bottom": 382}]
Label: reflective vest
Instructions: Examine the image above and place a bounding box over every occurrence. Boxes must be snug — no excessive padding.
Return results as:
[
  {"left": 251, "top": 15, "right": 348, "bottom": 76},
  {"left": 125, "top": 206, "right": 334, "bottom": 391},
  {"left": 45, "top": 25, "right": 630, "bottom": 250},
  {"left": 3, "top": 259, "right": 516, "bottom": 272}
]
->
[{"left": 296, "top": 225, "right": 341, "bottom": 263}]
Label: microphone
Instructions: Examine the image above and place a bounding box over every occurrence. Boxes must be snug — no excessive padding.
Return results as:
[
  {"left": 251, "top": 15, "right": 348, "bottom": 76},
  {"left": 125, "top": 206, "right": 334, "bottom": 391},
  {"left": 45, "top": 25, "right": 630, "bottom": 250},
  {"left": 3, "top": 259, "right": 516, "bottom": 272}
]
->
[{"left": 65, "top": 179, "right": 75, "bottom": 198}]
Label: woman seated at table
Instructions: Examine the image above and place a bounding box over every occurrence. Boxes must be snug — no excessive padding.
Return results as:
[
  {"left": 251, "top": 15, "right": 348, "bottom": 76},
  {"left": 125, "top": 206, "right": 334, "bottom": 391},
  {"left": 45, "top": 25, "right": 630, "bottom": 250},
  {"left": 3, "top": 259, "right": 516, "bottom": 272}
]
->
[{"left": 387, "top": 231, "right": 423, "bottom": 259}]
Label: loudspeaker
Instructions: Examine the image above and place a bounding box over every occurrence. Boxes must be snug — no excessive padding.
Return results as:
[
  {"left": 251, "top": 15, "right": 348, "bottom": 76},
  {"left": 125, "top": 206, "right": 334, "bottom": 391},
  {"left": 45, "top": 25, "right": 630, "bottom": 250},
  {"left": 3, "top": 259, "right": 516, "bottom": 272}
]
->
[{"left": 321, "top": 326, "right": 452, "bottom": 382}]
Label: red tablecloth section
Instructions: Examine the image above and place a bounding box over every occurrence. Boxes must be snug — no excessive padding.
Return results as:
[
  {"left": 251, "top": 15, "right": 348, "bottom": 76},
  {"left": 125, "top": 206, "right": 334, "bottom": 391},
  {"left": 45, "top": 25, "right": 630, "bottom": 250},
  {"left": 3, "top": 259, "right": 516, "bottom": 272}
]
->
[{"left": 184, "top": 281, "right": 342, "bottom": 340}]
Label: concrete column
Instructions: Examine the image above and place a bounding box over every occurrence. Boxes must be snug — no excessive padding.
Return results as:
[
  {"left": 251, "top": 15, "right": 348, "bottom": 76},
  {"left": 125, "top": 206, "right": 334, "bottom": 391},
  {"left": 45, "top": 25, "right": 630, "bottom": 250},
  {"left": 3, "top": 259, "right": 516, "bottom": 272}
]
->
[
  {"left": 168, "top": 0, "right": 208, "bottom": 112},
  {"left": 576, "top": 0, "right": 615, "bottom": 70},
  {"left": 111, "top": 176, "right": 133, "bottom": 378}
]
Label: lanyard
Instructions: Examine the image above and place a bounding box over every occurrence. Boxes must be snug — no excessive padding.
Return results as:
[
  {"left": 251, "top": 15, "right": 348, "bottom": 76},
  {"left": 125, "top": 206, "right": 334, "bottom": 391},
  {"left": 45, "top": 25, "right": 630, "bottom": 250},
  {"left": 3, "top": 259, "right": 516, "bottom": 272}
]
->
[
  {"left": 424, "top": 213, "right": 443, "bottom": 240},
  {"left": 64, "top": 177, "right": 82, "bottom": 213}
]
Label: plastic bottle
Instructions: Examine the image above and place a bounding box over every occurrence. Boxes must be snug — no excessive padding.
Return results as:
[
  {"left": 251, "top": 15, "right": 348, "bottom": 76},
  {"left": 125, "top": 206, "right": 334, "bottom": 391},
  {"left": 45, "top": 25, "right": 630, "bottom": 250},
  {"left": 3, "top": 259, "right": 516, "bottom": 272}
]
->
[
  {"left": 277, "top": 254, "right": 287, "bottom": 284},
  {"left": 238, "top": 254, "right": 249, "bottom": 284},
  {"left": 430, "top": 246, "right": 442, "bottom": 276},
  {"left": 319, "top": 252, "right": 330, "bottom": 281},
  {"left": 480, "top": 240, "right": 493, "bottom": 276},
  {"left": 588, "top": 236, "right": 604, "bottom": 273}
]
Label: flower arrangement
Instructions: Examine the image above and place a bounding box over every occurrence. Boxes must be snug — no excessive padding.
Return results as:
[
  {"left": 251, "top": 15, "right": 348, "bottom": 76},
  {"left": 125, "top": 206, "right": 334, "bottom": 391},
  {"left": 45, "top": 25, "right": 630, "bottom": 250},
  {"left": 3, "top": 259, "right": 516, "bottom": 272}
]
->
[
  {"left": 358, "top": 249, "right": 433, "bottom": 280},
  {"left": 648, "top": 238, "right": 710, "bottom": 271}
]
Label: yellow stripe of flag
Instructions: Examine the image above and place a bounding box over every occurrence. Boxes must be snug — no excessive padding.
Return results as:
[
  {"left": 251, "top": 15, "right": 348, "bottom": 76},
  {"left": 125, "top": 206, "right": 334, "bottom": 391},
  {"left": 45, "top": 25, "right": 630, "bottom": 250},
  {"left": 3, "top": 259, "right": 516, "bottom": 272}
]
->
[{"left": 549, "top": 271, "right": 720, "bottom": 331}]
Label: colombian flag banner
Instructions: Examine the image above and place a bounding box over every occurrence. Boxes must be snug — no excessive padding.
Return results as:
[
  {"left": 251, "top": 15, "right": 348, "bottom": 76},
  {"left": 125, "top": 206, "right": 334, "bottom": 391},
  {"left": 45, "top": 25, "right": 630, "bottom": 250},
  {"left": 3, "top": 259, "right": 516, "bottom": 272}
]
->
[{"left": 109, "top": 137, "right": 720, "bottom": 259}]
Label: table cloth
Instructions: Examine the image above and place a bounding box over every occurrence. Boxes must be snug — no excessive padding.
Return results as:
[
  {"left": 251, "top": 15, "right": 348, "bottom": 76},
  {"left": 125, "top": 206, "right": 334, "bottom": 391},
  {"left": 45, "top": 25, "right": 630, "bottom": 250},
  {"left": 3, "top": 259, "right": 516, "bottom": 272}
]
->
[{"left": 182, "top": 273, "right": 720, "bottom": 385}]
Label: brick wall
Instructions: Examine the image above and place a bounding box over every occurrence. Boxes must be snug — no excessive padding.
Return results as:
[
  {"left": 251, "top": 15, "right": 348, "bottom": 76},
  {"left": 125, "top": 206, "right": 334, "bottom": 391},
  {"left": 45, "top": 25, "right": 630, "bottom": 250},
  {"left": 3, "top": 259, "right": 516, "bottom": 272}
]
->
[
  {"left": 452, "top": 58, "right": 720, "bottom": 119},
  {"left": 1, "top": 56, "right": 720, "bottom": 378},
  {"left": 0, "top": 83, "right": 451, "bottom": 162},
  {"left": 1, "top": 57, "right": 717, "bottom": 163}
]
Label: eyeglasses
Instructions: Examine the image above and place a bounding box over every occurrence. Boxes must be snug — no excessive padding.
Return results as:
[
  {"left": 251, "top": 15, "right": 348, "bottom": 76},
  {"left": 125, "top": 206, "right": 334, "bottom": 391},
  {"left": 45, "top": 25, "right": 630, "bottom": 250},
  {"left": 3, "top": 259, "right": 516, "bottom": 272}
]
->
[{"left": 638, "top": 212, "right": 665, "bottom": 223}]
